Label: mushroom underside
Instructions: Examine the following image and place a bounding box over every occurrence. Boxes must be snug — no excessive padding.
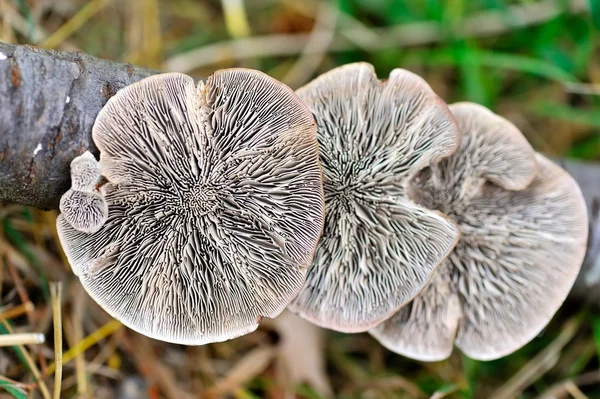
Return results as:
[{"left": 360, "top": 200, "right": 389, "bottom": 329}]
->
[
  {"left": 370, "top": 153, "right": 587, "bottom": 360},
  {"left": 289, "top": 63, "right": 461, "bottom": 332},
  {"left": 58, "top": 70, "right": 325, "bottom": 345}
]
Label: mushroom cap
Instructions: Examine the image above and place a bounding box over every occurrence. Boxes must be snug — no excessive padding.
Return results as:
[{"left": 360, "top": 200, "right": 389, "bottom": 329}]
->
[
  {"left": 57, "top": 70, "right": 325, "bottom": 345},
  {"left": 287, "top": 63, "right": 461, "bottom": 332},
  {"left": 59, "top": 189, "right": 108, "bottom": 234},
  {"left": 370, "top": 102, "right": 588, "bottom": 361},
  {"left": 70, "top": 151, "right": 101, "bottom": 191}
]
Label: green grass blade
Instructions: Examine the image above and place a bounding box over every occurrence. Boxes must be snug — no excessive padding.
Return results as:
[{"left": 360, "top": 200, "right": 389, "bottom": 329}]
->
[
  {"left": 590, "top": 0, "right": 600, "bottom": 30},
  {"left": 403, "top": 49, "right": 578, "bottom": 84},
  {"left": 0, "top": 380, "right": 27, "bottom": 399},
  {"left": 455, "top": 42, "right": 491, "bottom": 106},
  {"left": 592, "top": 316, "right": 600, "bottom": 361},
  {"left": 531, "top": 101, "right": 600, "bottom": 128}
]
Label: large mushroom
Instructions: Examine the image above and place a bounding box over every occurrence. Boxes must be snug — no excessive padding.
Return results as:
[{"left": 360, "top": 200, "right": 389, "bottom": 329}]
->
[
  {"left": 370, "top": 102, "right": 588, "bottom": 361},
  {"left": 288, "top": 63, "right": 461, "bottom": 332},
  {"left": 57, "top": 70, "right": 325, "bottom": 345}
]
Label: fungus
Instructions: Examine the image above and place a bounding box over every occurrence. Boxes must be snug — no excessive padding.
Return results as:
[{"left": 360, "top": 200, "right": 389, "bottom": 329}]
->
[
  {"left": 370, "top": 102, "right": 588, "bottom": 361},
  {"left": 70, "top": 150, "right": 102, "bottom": 191},
  {"left": 59, "top": 190, "right": 108, "bottom": 234},
  {"left": 59, "top": 151, "right": 107, "bottom": 234},
  {"left": 288, "top": 63, "right": 461, "bottom": 332},
  {"left": 57, "top": 70, "right": 325, "bottom": 345}
]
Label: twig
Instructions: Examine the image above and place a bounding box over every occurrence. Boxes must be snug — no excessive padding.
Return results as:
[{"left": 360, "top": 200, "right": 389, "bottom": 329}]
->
[
  {"left": 4, "top": 253, "right": 35, "bottom": 325},
  {"left": 538, "top": 370, "right": 600, "bottom": 399},
  {"left": 0, "top": 333, "right": 44, "bottom": 346},
  {"left": 88, "top": 329, "right": 122, "bottom": 372},
  {"left": 50, "top": 282, "right": 63, "bottom": 399},
  {"left": 126, "top": 0, "right": 162, "bottom": 68},
  {"left": 60, "top": 363, "right": 121, "bottom": 391},
  {"left": 72, "top": 285, "right": 87, "bottom": 395},
  {"left": 204, "top": 345, "right": 276, "bottom": 399},
  {"left": 0, "top": 374, "right": 36, "bottom": 390},
  {"left": 221, "top": 0, "right": 251, "bottom": 38},
  {"left": 430, "top": 384, "right": 460, "bottom": 399},
  {"left": 0, "top": 319, "right": 52, "bottom": 399},
  {"left": 0, "top": 41, "right": 155, "bottom": 210},
  {"left": 46, "top": 318, "right": 122, "bottom": 375},
  {"left": 564, "top": 82, "right": 600, "bottom": 96},
  {"left": 123, "top": 335, "right": 195, "bottom": 399},
  {"left": 564, "top": 381, "right": 589, "bottom": 399},
  {"left": 0, "top": 301, "right": 35, "bottom": 320}
]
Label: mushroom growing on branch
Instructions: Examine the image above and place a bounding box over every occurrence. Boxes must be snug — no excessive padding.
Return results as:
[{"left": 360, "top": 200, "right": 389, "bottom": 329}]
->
[
  {"left": 57, "top": 70, "right": 325, "bottom": 345},
  {"left": 59, "top": 151, "right": 107, "bottom": 234},
  {"left": 288, "top": 63, "right": 461, "bottom": 332},
  {"left": 370, "top": 102, "right": 588, "bottom": 361}
]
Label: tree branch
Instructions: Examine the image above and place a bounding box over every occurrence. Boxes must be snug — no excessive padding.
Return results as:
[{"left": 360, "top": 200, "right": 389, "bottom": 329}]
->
[
  {"left": 0, "top": 42, "right": 154, "bottom": 210},
  {"left": 0, "top": 41, "right": 598, "bottom": 303}
]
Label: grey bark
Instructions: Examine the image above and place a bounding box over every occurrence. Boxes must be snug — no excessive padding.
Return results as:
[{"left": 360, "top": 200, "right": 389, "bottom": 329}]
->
[
  {"left": 0, "top": 42, "right": 154, "bottom": 210},
  {"left": 0, "top": 41, "right": 599, "bottom": 301}
]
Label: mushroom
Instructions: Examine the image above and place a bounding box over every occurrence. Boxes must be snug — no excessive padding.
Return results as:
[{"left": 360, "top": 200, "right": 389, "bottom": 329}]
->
[
  {"left": 369, "top": 102, "right": 588, "bottom": 361},
  {"left": 69, "top": 150, "right": 102, "bottom": 191},
  {"left": 287, "top": 63, "right": 461, "bottom": 332},
  {"left": 56, "top": 70, "right": 325, "bottom": 345},
  {"left": 59, "top": 190, "right": 108, "bottom": 234},
  {"left": 59, "top": 151, "right": 107, "bottom": 234}
]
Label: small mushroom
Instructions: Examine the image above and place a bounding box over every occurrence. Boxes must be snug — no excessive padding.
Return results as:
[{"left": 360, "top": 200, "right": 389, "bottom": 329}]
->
[
  {"left": 59, "top": 151, "right": 107, "bottom": 234},
  {"left": 57, "top": 70, "right": 325, "bottom": 345},
  {"left": 370, "top": 102, "right": 588, "bottom": 361},
  {"left": 59, "top": 190, "right": 108, "bottom": 234},
  {"left": 287, "top": 63, "right": 461, "bottom": 332},
  {"left": 69, "top": 150, "right": 102, "bottom": 191}
]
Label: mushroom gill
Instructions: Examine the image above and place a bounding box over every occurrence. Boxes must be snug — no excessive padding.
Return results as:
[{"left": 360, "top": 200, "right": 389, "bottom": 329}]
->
[
  {"left": 288, "top": 63, "right": 461, "bottom": 332},
  {"left": 57, "top": 71, "right": 325, "bottom": 345},
  {"left": 370, "top": 102, "right": 588, "bottom": 361}
]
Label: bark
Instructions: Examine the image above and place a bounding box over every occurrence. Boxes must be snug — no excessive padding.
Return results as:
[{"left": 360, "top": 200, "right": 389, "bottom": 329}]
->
[
  {"left": 0, "top": 42, "right": 154, "bottom": 210},
  {"left": 0, "top": 41, "right": 599, "bottom": 301}
]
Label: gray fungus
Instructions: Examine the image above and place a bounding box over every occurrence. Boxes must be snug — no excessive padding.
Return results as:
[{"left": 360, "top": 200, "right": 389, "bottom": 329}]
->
[
  {"left": 288, "top": 63, "right": 462, "bottom": 332},
  {"left": 59, "top": 151, "right": 107, "bottom": 234},
  {"left": 56, "top": 64, "right": 588, "bottom": 359},
  {"left": 57, "top": 70, "right": 325, "bottom": 345},
  {"left": 60, "top": 189, "right": 108, "bottom": 234},
  {"left": 69, "top": 150, "right": 102, "bottom": 192},
  {"left": 369, "top": 102, "right": 588, "bottom": 361}
]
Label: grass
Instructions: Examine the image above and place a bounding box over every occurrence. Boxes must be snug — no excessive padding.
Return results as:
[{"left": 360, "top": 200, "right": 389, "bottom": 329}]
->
[{"left": 1, "top": 0, "right": 600, "bottom": 397}]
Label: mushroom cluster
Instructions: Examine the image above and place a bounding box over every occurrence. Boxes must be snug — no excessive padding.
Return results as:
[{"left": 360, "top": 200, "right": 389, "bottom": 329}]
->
[
  {"left": 57, "top": 70, "right": 325, "bottom": 345},
  {"left": 286, "top": 63, "right": 586, "bottom": 360},
  {"left": 57, "top": 63, "right": 588, "bottom": 359}
]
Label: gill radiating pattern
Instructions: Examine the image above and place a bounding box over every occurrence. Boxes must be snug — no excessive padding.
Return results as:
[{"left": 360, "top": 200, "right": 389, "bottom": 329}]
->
[
  {"left": 370, "top": 103, "right": 588, "bottom": 361},
  {"left": 69, "top": 151, "right": 102, "bottom": 192},
  {"left": 59, "top": 189, "right": 108, "bottom": 234},
  {"left": 57, "top": 70, "right": 325, "bottom": 345},
  {"left": 59, "top": 152, "right": 107, "bottom": 234},
  {"left": 288, "top": 63, "right": 461, "bottom": 332}
]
